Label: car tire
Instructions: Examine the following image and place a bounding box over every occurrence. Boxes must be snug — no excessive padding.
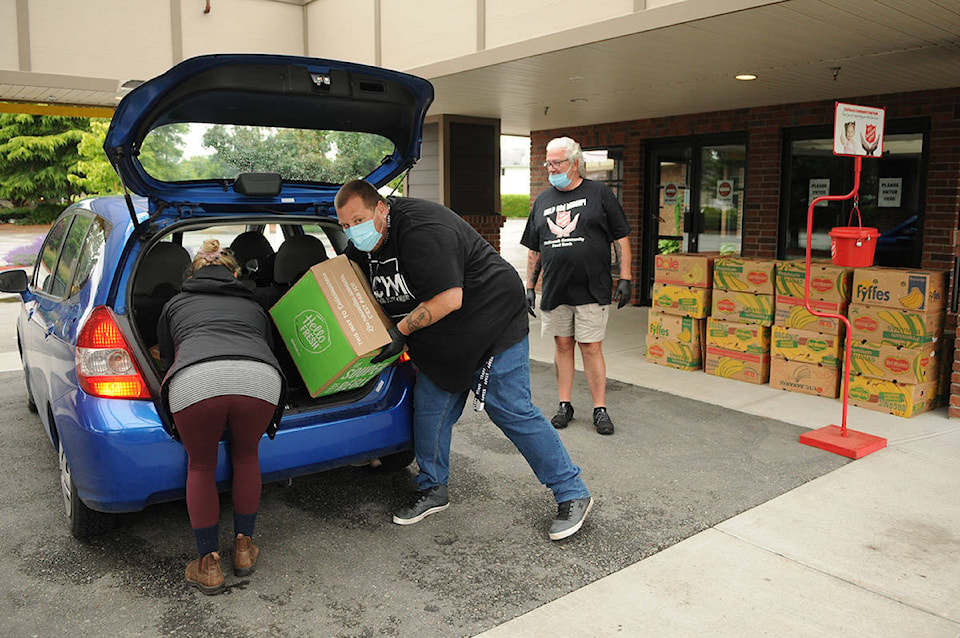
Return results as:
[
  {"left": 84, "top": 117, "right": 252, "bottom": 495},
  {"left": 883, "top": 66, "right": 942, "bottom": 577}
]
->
[
  {"left": 373, "top": 449, "right": 415, "bottom": 472},
  {"left": 59, "top": 442, "right": 117, "bottom": 538}
]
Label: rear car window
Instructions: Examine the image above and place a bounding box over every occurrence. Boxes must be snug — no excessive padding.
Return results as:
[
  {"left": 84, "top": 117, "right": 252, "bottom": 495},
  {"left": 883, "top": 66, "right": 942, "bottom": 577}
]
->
[{"left": 139, "top": 123, "right": 395, "bottom": 185}]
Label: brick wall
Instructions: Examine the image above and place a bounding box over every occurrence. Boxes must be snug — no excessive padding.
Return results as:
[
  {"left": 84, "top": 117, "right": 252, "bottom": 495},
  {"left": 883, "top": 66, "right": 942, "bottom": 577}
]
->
[
  {"left": 531, "top": 87, "right": 960, "bottom": 417},
  {"left": 462, "top": 214, "right": 506, "bottom": 252}
]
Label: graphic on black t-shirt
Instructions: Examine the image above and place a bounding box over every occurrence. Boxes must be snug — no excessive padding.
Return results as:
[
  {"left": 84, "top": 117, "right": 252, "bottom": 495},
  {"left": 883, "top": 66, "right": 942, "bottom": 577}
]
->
[
  {"left": 544, "top": 198, "right": 586, "bottom": 244},
  {"left": 368, "top": 256, "right": 414, "bottom": 311}
]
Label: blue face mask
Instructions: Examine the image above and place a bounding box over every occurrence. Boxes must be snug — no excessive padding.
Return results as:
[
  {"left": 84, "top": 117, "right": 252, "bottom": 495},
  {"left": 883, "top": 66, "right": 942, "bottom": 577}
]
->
[
  {"left": 345, "top": 218, "right": 383, "bottom": 252},
  {"left": 549, "top": 172, "right": 572, "bottom": 189}
]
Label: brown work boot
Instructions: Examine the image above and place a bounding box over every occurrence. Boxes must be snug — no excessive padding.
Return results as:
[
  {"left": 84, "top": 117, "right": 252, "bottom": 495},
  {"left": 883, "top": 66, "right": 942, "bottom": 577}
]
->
[
  {"left": 185, "top": 551, "right": 224, "bottom": 595},
  {"left": 233, "top": 534, "right": 260, "bottom": 576}
]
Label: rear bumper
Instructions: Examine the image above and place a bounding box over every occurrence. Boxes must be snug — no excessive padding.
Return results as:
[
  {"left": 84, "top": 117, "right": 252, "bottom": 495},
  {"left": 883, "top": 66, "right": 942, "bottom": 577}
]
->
[{"left": 56, "top": 365, "right": 414, "bottom": 513}]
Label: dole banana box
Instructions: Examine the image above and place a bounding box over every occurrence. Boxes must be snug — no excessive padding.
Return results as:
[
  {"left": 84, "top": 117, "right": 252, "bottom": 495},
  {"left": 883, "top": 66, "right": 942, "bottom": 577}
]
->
[
  {"left": 270, "top": 255, "right": 398, "bottom": 398},
  {"left": 652, "top": 282, "right": 711, "bottom": 318},
  {"left": 848, "top": 304, "right": 944, "bottom": 347},
  {"left": 710, "top": 289, "right": 775, "bottom": 326},
  {"left": 771, "top": 325, "right": 841, "bottom": 366},
  {"left": 774, "top": 295, "right": 848, "bottom": 335},
  {"left": 775, "top": 260, "right": 853, "bottom": 303},
  {"left": 849, "top": 341, "right": 938, "bottom": 384},
  {"left": 705, "top": 318, "right": 770, "bottom": 354},
  {"left": 851, "top": 267, "right": 947, "bottom": 312},
  {"left": 705, "top": 346, "right": 770, "bottom": 384},
  {"left": 848, "top": 376, "right": 939, "bottom": 418},
  {"left": 645, "top": 335, "right": 702, "bottom": 371},
  {"left": 769, "top": 357, "right": 841, "bottom": 398},
  {"left": 713, "top": 258, "right": 778, "bottom": 295},
  {"left": 653, "top": 252, "right": 716, "bottom": 288},
  {"left": 648, "top": 311, "right": 704, "bottom": 345}
]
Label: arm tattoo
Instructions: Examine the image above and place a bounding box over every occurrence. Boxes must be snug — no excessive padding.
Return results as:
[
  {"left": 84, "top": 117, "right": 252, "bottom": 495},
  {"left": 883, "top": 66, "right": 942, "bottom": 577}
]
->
[
  {"left": 406, "top": 305, "right": 435, "bottom": 332},
  {"left": 526, "top": 251, "right": 541, "bottom": 288}
]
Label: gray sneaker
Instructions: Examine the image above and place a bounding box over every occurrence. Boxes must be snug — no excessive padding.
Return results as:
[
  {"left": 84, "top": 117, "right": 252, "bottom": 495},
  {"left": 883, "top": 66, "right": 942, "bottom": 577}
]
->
[
  {"left": 393, "top": 486, "right": 450, "bottom": 525},
  {"left": 549, "top": 496, "right": 594, "bottom": 540}
]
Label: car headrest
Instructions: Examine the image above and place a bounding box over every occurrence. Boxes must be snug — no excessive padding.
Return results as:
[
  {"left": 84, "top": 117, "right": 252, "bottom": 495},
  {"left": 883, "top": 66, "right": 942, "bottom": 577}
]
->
[
  {"left": 273, "top": 235, "right": 328, "bottom": 285},
  {"left": 134, "top": 243, "right": 191, "bottom": 295},
  {"left": 230, "top": 231, "right": 276, "bottom": 285}
]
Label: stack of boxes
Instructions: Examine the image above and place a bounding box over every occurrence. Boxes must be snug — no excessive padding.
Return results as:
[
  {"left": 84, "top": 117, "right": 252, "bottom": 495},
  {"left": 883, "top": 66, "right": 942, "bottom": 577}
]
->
[
  {"left": 705, "top": 258, "right": 778, "bottom": 384},
  {"left": 769, "top": 261, "right": 852, "bottom": 398},
  {"left": 847, "top": 267, "right": 948, "bottom": 417},
  {"left": 646, "top": 254, "right": 714, "bottom": 370}
]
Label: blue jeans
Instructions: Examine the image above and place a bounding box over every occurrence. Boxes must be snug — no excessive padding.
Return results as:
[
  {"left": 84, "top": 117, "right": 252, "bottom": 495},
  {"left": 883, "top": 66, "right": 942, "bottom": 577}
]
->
[{"left": 412, "top": 336, "right": 590, "bottom": 504}]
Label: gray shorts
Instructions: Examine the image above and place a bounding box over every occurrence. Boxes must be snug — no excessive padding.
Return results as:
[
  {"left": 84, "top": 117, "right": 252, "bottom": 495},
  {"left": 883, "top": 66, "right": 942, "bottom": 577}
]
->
[{"left": 540, "top": 303, "right": 610, "bottom": 343}]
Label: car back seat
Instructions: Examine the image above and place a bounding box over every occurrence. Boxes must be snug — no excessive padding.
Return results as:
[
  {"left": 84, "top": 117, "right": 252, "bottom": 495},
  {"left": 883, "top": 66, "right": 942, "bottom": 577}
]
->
[
  {"left": 230, "top": 231, "right": 277, "bottom": 309},
  {"left": 133, "top": 243, "right": 191, "bottom": 346}
]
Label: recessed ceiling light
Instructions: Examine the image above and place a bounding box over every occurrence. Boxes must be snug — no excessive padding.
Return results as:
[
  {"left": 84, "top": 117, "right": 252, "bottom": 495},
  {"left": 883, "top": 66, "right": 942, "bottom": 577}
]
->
[
  {"left": 568, "top": 76, "right": 583, "bottom": 81},
  {"left": 735, "top": 73, "right": 758, "bottom": 81},
  {"left": 570, "top": 97, "right": 588, "bottom": 103}
]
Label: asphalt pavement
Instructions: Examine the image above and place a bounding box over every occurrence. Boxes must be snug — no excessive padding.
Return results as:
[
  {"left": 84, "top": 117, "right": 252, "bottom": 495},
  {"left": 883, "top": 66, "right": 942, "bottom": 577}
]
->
[{"left": 0, "top": 220, "right": 958, "bottom": 636}]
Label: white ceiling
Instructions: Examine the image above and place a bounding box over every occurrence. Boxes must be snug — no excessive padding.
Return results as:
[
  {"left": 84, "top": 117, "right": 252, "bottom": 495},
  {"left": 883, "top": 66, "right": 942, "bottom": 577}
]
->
[
  {"left": 423, "top": 0, "right": 960, "bottom": 135},
  {"left": 2, "top": 0, "right": 959, "bottom": 134}
]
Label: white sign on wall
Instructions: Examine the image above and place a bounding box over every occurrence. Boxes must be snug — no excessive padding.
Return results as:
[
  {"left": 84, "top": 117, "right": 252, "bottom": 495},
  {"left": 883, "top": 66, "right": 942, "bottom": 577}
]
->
[
  {"left": 717, "top": 180, "right": 734, "bottom": 203},
  {"left": 809, "top": 178, "right": 830, "bottom": 207},
  {"left": 878, "top": 177, "right": 902, "bottom": 208},
  {"left": 834, "top": 102, "right": 885, "bottom": 157},
  {"left": 663, "top": 182, "right": 679, "bottom": 205}
]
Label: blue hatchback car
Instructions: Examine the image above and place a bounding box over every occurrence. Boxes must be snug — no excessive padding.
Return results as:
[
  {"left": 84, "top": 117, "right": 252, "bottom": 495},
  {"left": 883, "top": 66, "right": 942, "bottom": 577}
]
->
[{"left": 0, "top": 54, "right": 434, "bottom": 537}]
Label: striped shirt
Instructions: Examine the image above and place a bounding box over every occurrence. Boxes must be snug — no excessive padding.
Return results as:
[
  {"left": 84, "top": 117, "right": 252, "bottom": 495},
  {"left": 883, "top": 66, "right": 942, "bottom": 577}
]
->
[{"left": 168, "top": 359, "right": 282, "bottom": 414}]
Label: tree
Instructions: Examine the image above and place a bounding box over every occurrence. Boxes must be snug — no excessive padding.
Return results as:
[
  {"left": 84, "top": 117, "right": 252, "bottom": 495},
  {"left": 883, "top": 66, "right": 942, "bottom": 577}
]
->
[
  {"left": 0, "top": 113, "right": 89, "bottom": 207},
  {"left": 69, "top": 118, "right": 123, "bottom": 197}
]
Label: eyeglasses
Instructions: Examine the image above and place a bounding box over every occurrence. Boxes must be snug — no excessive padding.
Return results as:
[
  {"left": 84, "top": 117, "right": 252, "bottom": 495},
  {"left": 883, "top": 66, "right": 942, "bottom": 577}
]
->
[{"left": 542, "top": 159, "right": 570, "bottom": 169}]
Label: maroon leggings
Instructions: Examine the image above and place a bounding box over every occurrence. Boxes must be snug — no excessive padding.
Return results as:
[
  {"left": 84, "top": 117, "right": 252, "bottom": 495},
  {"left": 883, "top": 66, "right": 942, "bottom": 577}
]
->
[{"left": 173, "top": 395, "right": 275, "bottom": 530}]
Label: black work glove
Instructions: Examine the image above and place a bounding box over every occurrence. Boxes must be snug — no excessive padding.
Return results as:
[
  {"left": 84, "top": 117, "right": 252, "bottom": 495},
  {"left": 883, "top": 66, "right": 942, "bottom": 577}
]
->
[
  {"left": 525, "top": 289, "right": 537, "bottom": 317},
  {"left": 614, "top": 278, "right": 633, "bottom": 309},
  {"left": 372, "top": 326, "right": 405, "bottom": 364}
]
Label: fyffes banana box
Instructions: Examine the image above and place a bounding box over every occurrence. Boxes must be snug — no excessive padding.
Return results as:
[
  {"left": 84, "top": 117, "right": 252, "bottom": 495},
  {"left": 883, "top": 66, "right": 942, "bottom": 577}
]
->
[
  {"left": 711, "top": 289, "right": 775, "bottom": 326},
  {"left": 648, "top": 311, "right": 704, "bottom": 345},
  {"left": 713, "top": 258, "right": 778, "bottom": 295},
  {"left": 645, "top": 335, "right": 702, "bottom": 371},
  {"left": 705, "top": 346, "right": 770, "bottom": 384},
  {"left": 706, "top": 318, "right": 770, "bottom": 354},
  {"left": 851, "top": 267, "right": 947, "bottom": 311},
  {"left": 775, "top": 260, "right": 853, "bottom": 303},
  {"left": 769, "top": 357, "right": 841, "bottom": 398},
  {"left": 652, "top": 283, "right": 711, "bottom": 318},
  {"left": 774, "top": 295, "right": 848, "bottom": 335},
  {"left": 654, "top": 252, "right": 715, "bottom": 288},
  {"left": 848, "top": 304, "right": 944, "bottom": 346},
  {"left": 771, "top": 325, "right": 841, "bottom": 366},
  {"left": 270, "top": 255, "right": 398, "bottom": 398},
  {"left": 849, "top": 341, "right": 938, "bottom": 384},
  {"left": 848, "top": 376, "right": 939, "bottom": 418}
]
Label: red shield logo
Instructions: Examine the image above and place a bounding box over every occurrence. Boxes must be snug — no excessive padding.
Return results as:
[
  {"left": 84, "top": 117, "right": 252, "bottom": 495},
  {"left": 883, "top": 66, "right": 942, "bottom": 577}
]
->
[
  {"left": 865, "top": 124, "right": 876, "bottom": 144},
  {"left": 556, "top": 209, "right": 570, "bottom": 228}
]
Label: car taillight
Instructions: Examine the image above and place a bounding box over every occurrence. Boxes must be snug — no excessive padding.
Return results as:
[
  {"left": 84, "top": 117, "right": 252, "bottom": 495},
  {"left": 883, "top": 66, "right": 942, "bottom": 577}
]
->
[
  {"left": 75, "top": 306, "right": 151, "bottom": 400},
  {"left": 398, "top": 352, "right": 411, "bottom": 363}
]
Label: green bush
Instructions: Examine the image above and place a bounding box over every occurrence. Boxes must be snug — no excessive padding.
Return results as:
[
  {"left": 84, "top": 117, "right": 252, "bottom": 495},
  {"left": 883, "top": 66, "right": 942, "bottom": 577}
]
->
[
  {"left": 27, "top": 203, "right": 65, "bottom": 224},
  {"left": 501, "top": 194, "right": 530, "bottom": 218}
]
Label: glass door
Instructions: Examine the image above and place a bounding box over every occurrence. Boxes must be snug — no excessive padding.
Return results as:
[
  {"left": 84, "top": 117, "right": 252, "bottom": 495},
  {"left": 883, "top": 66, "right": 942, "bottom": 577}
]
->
[
  {"left": 698, "top": 144, "right": 745, "bottom": 254},
  {"left": 643, "top": 144, "right": 691, "bottom": 304}
]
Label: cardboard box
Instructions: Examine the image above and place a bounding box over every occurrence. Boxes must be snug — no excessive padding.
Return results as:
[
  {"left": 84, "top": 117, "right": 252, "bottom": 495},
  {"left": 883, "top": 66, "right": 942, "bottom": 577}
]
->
[
  {"left": 652, "top": 283, "right": 711, "bottom": 318},
  {"left": 645, "top": 334, "right": 702, "bottom": 371},
  {"left": 704, "top": 346, "right": 770, "bottom": 384},
  {"left": 775, "top": 260, "right": 853, "bottom": 303},
  {"left": 848, "top": 304, "right": 944, "bottom": 347},
  {"left": 713, "top": 257, "right": 778, "bottom": 294},
  {"left": 769, "top": 357, "right": 841, "bottom": 398},
  {"left": 849, "top": 341, "right": 938, "bottom": 384},
  {"left": 851, "top": 267, "right": 947, "bottom": 312},
  {"left": 654, "top": 252, "right": 715, "bottom": 288},
  {"left": 771, "top": 325, "right": 841, "bottom": 366},
  {"left": 711, "top": 289, "right": 775, "bottom": 326},
  {"left": 270, "top": 255, "right": 397, "bottom": 397},
  {"left": 848, "top": 376, "right": 939, "bottom": 418},
  {"left": 774, "top": 295, "right": 848, "bottom": 335},
  {"left": 648, "top": 311, "right": 704, "bottom": 345},
  {"left": 705, "top": 318, "right": 770, "bottom": 354}
]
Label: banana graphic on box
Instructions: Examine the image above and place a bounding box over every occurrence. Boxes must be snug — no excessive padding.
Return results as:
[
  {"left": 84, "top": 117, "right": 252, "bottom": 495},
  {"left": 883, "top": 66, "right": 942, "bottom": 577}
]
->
[
  {"left": 899, "top": 287, "right": 924, "bottom": 310},
  {"left": 714, "top": 357, "right": 745, "bottom": 378},
  {"left": 683, "top": 265, "right": 703, "bottom": 284},
  {"left": 787, "top": 305, "right": 818, "bottom": 329}
]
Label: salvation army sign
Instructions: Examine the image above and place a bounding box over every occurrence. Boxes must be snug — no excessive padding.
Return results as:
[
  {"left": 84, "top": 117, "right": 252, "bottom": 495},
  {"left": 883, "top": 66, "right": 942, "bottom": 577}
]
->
[{"left": 834, "top": 102, "right": 885, "bottom": 158}]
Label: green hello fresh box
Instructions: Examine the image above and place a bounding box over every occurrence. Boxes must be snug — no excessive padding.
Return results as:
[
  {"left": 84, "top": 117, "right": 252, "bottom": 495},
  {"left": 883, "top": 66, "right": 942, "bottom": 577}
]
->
[{"left": 269, "top": 255, "right": 397, "bottom": 397}]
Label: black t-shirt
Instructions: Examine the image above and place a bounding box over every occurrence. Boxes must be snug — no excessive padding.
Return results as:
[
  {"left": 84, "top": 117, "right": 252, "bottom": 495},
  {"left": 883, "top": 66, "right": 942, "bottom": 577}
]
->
[
  {"left": 521, "top": 179, "right": 630, "bottom": 311},
  {"left": 346, "top": 197, "right": 528, "bottom": 393}
]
